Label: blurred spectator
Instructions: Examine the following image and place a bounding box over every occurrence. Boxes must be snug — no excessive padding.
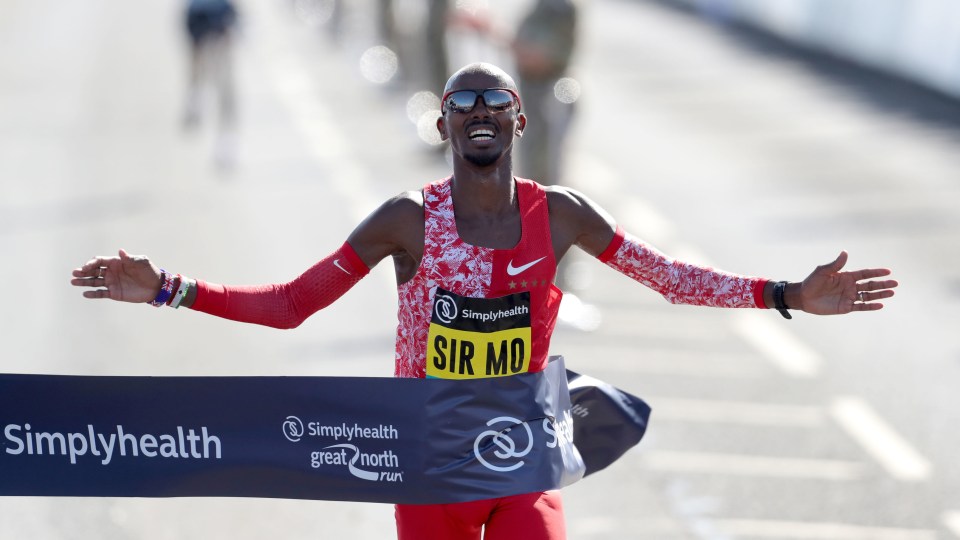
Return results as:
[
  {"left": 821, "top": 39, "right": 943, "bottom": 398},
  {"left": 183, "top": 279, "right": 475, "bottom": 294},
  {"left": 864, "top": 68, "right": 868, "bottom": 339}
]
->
[
  {"left": 183, "top": 0, "right": 239, "bottom": 168},
  {"left": 512, "top": 0, "right": 578, "bottom": 186},
  {"left": 513, "top": 0, "right": 589, "bottom": 325}
]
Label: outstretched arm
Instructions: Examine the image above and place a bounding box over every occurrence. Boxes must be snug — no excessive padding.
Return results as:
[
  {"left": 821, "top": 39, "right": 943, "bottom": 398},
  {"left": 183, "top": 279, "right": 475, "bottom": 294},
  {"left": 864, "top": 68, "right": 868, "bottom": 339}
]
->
[
  {"left": 187, "top": 243, "right": 369, "bottom": 328},
  {"left": 71, "top": 244, "right": 370, "bottom": 329},
  {"left": 599, "top": 226, "right": 767, "bottom": 308},
  {"left": 546, "top": 186, "right": 897, "bottom": 315},
  {"left": 70, "top": 191, "right": 424, "bottom": 327},
  {"left": 548, "top": 187, "right": 766, "bottom": 308},
  {"left": 600, "top": 230, "right": 898, "bottom": 314}
]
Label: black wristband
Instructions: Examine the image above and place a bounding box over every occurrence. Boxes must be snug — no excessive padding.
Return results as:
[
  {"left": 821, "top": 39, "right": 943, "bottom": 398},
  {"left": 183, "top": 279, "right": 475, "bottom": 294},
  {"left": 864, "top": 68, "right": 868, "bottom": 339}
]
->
[{"left": 773, "top": 281, "right": 792, "bottom": 320}]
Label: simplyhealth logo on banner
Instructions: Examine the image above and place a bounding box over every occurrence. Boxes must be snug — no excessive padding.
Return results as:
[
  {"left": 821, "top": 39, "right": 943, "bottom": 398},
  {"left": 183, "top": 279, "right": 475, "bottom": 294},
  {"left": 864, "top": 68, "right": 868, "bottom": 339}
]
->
[
  {"left": 282, "top": 416, "right": 305, "bottom": 442},
  {"left": 3, "top": 423, "right": 222, "bottom": 465},
  {"left": 473, "top": 411, "right": 575, "bottom": 472},
  {"left": 283, "top": 415, "right": 404, "bottom": 483}
]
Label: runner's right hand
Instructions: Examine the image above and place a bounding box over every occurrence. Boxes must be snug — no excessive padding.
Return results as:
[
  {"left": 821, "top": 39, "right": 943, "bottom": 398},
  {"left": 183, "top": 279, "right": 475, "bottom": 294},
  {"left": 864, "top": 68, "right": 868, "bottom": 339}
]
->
[{"left": 71, "top": 249, "right": 162, "bottom": 303}]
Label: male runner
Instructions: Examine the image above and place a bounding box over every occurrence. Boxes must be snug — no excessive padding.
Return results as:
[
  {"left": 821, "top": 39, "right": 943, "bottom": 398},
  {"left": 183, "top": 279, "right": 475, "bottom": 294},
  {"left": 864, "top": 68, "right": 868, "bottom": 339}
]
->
[{"left": 72, "top": 63, "right": 898, "bottom": 540}]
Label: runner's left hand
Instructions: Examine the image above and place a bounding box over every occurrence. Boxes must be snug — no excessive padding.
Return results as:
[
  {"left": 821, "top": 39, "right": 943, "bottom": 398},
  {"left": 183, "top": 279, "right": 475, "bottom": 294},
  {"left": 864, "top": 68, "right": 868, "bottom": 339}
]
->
[{"left": 798, "top": 251, "right": 897, "bottom": 315}]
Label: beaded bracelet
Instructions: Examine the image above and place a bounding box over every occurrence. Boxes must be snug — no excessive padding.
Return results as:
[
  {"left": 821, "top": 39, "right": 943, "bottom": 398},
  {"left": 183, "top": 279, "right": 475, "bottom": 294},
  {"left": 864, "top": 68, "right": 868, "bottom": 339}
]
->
[
  {"left": 164, "top": 275, "right": 181, "bottom": 306},
  {"left": 148, "top": 270, "right": 176, "bottom": 307}
]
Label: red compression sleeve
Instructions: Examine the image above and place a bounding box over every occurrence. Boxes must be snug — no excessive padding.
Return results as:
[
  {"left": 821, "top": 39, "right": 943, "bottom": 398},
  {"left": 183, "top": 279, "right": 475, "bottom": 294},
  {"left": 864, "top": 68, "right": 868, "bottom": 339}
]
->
[
  {"left": 598, "top": 225, "right": 768, "bottom": 308},
  {"left": 191, "top": 242, "right": 370, "bottom": 329}
]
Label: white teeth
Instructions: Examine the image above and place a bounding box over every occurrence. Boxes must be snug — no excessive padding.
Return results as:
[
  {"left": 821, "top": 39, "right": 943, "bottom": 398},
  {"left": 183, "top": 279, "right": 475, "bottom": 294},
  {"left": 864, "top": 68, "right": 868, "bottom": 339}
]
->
[{"left": 469, "top": 129, "right": 495, "bottom": 140}]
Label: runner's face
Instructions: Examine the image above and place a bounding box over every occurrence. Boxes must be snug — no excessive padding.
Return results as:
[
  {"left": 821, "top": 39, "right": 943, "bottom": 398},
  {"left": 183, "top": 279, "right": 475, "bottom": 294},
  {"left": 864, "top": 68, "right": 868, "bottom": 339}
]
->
[{"left": 438, "top": 72, "right": 525, "bottom": 169}]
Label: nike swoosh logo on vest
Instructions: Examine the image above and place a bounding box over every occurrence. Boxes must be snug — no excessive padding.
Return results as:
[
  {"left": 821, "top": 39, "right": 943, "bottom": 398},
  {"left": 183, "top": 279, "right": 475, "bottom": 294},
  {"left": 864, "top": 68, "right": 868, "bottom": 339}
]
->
[{"left": 506, "top": 256, "right": 547, "bottom": 276}]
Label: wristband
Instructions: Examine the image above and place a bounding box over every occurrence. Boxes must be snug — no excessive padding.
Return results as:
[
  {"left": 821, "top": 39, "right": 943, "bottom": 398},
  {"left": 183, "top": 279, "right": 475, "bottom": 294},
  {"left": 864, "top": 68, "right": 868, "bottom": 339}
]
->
[
  {"left": 149, "top": 270, "right": 176, "bottom": 307},
  {"left": 165, "top": 275, "right": 182, "bottom": 306},
  {"left": 773, "top": 281, "right": 792, "bottom": 320},
  {"left": 169, "top": 277, "right": 191, "bottom": 309}
]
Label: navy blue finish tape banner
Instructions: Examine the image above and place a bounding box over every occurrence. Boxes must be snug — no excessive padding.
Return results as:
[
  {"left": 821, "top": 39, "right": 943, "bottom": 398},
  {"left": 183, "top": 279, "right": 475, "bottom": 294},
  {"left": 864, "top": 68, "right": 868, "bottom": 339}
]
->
[
  {"left": 0, "top": 357, "right": 650, "bottom": 504},
  {"left": 566, "top": 371, "right": 651, "bottom": 476}
]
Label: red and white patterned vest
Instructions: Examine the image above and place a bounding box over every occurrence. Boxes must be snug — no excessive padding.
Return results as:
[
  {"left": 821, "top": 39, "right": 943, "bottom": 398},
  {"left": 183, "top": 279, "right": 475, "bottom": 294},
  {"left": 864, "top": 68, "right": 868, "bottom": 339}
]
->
[{"left": 394, "top": 177, "right": 562, "bottom": 379}]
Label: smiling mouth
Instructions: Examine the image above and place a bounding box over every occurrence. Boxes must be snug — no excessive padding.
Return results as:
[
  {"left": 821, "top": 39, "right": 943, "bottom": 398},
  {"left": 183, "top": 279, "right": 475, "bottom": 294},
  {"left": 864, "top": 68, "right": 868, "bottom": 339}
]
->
[{"left": 468, "top": 128, "right": 495, "bottom": 141}]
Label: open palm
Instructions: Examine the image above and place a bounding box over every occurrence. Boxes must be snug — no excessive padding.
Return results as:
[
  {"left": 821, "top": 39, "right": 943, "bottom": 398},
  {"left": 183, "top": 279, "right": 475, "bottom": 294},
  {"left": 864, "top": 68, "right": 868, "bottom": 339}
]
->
[{"left": 799, "top": 251, "right": 897, "bottom": 315}]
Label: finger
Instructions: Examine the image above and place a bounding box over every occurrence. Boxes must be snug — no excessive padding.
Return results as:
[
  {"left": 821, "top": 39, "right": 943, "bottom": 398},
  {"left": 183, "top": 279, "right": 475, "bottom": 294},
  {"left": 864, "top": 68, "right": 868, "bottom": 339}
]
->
[
  {"left": 82, "top": 289, "right": 112, "bottom": 299},
  {"left": 71, "top": 276, "right": 108, "bottom": 287},
  {"left": 861, "top": 290, "right": 895, "bottom": 302},
  {"left": 859, "top": 279, "right": 899, "bottom": 292},
  {"left": 119, "top": 248, "right": 148, "bottom": 263},
  {"left": 849, "top": 268, "right": 893, "bottom": 281},
  {"left": 78, "top": 256, "right": 114, "bottom": 274},
  {"left": 76, "top": 259, "right": 101, "bottom": 274},
  {"left": 73, "top": 265, "right": 103, "bottom": 278},
  {"left": 851, "top": 301, "right": 884, "bottom": 312},
  {"left": 84, "top": 255, "right": 111, "bottom": 267},
  {"left": 71, "top": 277, "right": 97, "bottom": 287}
]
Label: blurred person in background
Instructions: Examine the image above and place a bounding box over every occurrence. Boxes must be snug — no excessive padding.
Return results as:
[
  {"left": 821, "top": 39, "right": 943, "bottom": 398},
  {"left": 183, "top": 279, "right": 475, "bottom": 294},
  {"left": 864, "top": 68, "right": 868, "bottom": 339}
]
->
[
  {"left": 442, "top": 0, "right": 579, "bottom": 177},
  {"left": 511, "top": 0, "right": 589, "bottom": 324},
  {"left": 512, "top": 0, "right": 578, "bottom": 187},
  {"left": 183, "top": 0, "right": 240, "bottom": 168},
  {"left": 72, "top": 63, "right": 897, "bottom": 540}
]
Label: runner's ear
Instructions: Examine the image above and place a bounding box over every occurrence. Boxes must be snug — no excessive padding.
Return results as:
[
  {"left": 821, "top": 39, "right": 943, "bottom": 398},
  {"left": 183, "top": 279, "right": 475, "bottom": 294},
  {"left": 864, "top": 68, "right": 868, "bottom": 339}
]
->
[
  {"left": 437, "top": 116, "right": 449, "bottom": 141},
  {"left": 515, "top": 114, "right": 526, "bottom": 138}
]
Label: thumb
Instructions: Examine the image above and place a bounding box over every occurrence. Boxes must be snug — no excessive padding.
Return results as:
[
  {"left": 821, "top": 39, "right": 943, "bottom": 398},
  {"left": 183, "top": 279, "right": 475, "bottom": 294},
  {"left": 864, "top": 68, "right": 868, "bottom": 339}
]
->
[
  {"left": 819, "top": 250, "right": 848, "bottom": 274},
  {"left": 118, "top": 249, "right": 143, "bottom": 264}
]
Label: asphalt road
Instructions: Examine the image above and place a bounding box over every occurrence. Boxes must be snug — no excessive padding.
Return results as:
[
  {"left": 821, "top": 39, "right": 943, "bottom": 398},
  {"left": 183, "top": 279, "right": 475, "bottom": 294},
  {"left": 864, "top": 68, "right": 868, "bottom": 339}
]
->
[{"left": 2, "top": 0, "right": 959, "bottom": 538}]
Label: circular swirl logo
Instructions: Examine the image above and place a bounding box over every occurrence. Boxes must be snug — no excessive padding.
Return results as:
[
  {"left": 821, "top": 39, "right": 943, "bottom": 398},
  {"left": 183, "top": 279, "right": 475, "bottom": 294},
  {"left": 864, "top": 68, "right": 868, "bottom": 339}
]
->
[
  {"left": 473, "top": 416, "right": 534, "bottom": 472},
  {"left": 433, "top": 294, "right": 458, "bottom": 324},
  {"left": 282, "top": 415, "right": 305, "bottom": 442}
]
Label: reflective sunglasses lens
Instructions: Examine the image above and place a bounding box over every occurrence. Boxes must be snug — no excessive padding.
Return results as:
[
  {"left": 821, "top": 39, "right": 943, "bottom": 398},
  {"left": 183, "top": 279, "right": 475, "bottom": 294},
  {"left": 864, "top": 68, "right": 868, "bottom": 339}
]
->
[
  {"left": 445, "top": 91, "right": 478, "bottom": 113},
  {"left": 482, "top": 90, "right": 516, "bottom": 111}
]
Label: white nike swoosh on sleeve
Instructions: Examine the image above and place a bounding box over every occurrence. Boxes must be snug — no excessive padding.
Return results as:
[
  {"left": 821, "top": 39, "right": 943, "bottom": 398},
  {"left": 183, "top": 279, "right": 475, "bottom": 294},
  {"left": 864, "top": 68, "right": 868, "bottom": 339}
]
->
[
  {"left": 506, "top": 256, "right": 547, "bottom": 276},
  {"left": 333, "top": 259, "right": 352, "bottom": 275}
]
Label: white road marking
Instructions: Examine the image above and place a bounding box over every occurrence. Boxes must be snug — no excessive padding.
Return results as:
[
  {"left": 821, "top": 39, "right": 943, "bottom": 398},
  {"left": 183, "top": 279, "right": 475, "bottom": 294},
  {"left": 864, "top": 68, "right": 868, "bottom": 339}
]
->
[
  {"left": 732, "top": 310, "right": 822, "bottom": 378},
  {"left": 647, "top": 397, "right": 823, "bottom": 427},
  {"left": 640, "top": 450, "right": 866, "bottom": 480},
  {"left": 942, "top": 511, "right": 960, "bottom": 538},
  {"left": 829, "top": 396, "right": 932, "bottom": 482},
  {"left": 714, "top": 519, "right": 937, "bottom": 540}
]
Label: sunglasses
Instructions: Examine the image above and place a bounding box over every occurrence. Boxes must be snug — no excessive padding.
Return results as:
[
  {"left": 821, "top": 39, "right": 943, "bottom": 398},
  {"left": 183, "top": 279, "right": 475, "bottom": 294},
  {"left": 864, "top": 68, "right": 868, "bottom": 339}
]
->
[{"left": 441, "top": 88, "right": 522, "bottom": 114}]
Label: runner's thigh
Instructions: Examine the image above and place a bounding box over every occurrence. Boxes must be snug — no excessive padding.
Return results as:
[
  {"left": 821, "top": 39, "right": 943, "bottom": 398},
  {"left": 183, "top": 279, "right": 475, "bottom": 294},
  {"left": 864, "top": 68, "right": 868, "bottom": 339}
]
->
[
  {"left": 395, "top": 501, "right": 488, "bottom": 540},
  {"left": 483, "top": 491, "right": 566, "bottom": 540}
]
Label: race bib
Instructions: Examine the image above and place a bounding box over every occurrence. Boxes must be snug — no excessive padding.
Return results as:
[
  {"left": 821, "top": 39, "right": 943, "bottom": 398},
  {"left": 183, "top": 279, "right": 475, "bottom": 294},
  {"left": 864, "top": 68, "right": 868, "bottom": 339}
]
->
[{"left": 426, "top": 289, "right": 532, "bottom": 379}]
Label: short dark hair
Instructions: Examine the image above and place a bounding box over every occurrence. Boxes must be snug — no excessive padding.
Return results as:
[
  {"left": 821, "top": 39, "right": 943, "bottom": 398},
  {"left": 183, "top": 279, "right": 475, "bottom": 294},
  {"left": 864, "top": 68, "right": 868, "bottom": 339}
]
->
[{"left": 443, "top": 63, "right": 519, "bottom": 96}]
